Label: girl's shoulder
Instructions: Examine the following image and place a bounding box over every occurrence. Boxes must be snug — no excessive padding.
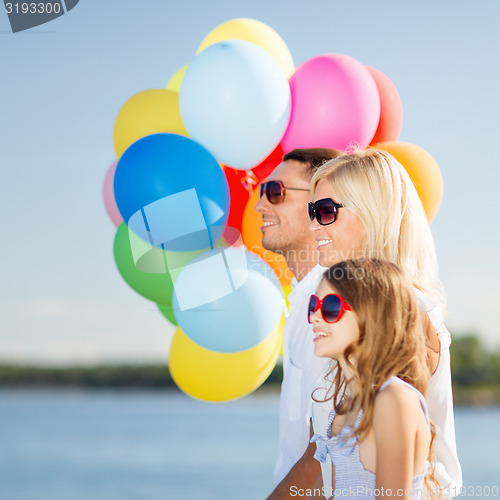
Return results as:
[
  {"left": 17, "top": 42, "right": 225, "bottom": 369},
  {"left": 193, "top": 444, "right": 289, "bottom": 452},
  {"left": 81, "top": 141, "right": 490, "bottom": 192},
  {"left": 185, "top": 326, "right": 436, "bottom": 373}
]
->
[
  {"left": 373, "top": 378, "right": 429, "bottom": 432},
  {"left": 376, "top": 379, "right": 421, "bottom": 409}
]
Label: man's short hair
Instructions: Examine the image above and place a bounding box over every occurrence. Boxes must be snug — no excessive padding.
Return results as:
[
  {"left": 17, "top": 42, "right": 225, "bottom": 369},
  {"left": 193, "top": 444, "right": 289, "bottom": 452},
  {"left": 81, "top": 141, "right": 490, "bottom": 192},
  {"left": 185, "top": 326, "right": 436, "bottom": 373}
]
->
[{"left": 283, "top": 148, "right": 343, "bottom": 178}]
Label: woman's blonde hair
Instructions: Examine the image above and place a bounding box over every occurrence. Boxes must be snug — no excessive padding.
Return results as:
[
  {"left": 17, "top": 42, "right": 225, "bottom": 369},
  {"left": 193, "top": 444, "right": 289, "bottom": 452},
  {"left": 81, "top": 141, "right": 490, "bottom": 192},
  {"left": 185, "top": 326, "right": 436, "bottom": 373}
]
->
[
  {"left": 311, "top": 148, "right": 445, "bottom": 309},
  {"left": 316, "top": 259, "right": 440, "bottom": 495}
]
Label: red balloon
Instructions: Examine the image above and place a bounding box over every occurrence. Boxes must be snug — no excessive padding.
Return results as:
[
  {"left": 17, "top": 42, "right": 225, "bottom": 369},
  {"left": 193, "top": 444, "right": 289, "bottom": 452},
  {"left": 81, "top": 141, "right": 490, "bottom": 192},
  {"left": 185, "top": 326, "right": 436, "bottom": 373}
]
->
[
  {"left": 366, "top": 66, "right": 403, "bottom": 145},
  {"left": 223, "top": 145, "right": 283, "bottom": 232}
]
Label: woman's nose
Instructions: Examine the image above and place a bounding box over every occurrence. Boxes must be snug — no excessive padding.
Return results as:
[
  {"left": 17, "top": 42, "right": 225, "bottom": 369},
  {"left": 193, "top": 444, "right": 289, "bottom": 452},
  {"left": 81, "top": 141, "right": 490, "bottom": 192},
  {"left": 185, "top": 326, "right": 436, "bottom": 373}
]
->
[{"left": 308, "top": 217, "right": 320, "bottom": 232}]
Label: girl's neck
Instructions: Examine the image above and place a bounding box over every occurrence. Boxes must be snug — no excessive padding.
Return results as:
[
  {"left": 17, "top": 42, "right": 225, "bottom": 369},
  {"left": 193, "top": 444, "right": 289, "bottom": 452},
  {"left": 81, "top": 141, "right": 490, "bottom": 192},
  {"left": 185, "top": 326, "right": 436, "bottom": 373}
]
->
[
  {"left": 338, "top": 358, "right": 357, "bottom": 391},
  {"left": 338, "top": 358, "right": 362, "bottom": 408}
]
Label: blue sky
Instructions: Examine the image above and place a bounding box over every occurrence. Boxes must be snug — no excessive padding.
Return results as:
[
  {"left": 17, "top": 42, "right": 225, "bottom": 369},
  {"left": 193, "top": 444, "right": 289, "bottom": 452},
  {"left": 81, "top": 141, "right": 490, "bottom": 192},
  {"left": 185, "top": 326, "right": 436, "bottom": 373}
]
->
[{"left": 1, "top": 0, "right": 499, "bottom": 364}]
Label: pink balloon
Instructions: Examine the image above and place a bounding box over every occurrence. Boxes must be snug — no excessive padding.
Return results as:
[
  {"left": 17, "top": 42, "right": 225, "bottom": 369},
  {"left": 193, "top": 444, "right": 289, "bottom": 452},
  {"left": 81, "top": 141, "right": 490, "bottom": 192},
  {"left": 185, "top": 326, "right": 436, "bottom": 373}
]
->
[
  {"left": 102, "top": 160, "right": 123, "bottom": 227},
  {"left": 281, "top": 54, "right": 381, "bottom": 153}
]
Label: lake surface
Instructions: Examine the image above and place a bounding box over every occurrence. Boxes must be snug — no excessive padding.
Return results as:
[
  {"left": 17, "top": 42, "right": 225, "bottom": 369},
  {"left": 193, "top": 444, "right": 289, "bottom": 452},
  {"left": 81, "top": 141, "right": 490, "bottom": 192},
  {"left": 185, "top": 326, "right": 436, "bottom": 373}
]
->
[{"left": 0, "top": 389, "right": 498, "bottom": 500}]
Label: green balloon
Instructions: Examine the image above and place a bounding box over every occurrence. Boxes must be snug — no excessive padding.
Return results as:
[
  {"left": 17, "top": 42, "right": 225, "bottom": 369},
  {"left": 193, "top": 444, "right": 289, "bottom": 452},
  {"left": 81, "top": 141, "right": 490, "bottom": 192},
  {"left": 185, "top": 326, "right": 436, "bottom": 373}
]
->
[
  {"left": 113, "top": 223, "right": 174, "bottom": 305},
  {"left": 157, "top": 303, "right": 178, "bottom": 325}
]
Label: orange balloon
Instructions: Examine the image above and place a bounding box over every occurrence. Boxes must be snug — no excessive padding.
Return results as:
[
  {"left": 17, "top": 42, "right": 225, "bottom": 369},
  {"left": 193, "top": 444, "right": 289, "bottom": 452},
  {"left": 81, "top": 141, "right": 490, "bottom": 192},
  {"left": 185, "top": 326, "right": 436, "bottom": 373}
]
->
[
  {"left": 374, "top": 141, "right": 443, "bottom": 222},
  {"left": 242, "top": 186, "right": 294, "bottom": 286}
]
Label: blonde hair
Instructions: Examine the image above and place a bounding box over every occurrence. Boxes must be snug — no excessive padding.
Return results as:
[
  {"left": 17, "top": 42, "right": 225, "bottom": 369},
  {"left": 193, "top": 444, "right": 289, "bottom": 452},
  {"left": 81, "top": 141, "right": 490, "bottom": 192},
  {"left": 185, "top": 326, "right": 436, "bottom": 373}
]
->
[
  {"left": 316, "top": 259, "right": 440, "bottom": 495},
  {"left": 311, "top": 148, "right": 445, "bottom": 309}
]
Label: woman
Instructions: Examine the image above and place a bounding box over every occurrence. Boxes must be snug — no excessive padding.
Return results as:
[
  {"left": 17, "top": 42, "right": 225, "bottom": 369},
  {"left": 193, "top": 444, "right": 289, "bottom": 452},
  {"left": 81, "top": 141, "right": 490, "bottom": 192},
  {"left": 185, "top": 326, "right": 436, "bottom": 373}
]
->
[
  {"left": 309, "top": 259, "right": 440, "bottom": 499},
  {"left": 307, "top": 149, "right": 461, "bottom": 497}
]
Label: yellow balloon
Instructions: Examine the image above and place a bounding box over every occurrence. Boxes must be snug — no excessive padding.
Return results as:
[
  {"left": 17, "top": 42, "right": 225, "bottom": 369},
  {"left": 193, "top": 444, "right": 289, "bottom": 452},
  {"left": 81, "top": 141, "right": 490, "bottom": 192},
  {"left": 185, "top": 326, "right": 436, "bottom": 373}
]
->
[
  {"left": 282, "top": 285, "right": 292, "bottom": 310},
  {"left": 166, "top": 65, "right": 188, "bottom": 93},
  {"left": 196, "top": 18, "right": 294, "bottom": 78},
  {"left": 276, "top": 313, "right": 286, "bottom": 358},
  {"left": 169, "top": 317, "right": 282, "bottom": 402},
  {"left": 277, "top": 286, "right": 291, "bottom": 357},
  {"left": 113, "top": 89, "right": 188, "bottom": 158}
]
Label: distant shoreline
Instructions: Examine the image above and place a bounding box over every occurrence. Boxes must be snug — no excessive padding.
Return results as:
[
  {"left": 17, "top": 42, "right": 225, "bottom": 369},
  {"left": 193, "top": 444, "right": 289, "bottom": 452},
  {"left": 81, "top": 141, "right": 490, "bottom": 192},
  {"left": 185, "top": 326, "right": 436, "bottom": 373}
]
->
[{"left": 0, "top": 364, "right": 499, "bottom": 406}]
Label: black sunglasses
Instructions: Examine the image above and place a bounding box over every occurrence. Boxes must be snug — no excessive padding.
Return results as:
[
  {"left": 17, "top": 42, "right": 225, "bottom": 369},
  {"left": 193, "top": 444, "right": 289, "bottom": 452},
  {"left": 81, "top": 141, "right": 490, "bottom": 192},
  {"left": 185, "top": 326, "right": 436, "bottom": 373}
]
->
[
  {"left": 308, "top": 198, "right": 344, "bottom": 225},
  {"left": 260, "top": 180, "right": 309, "bottom": 205}
]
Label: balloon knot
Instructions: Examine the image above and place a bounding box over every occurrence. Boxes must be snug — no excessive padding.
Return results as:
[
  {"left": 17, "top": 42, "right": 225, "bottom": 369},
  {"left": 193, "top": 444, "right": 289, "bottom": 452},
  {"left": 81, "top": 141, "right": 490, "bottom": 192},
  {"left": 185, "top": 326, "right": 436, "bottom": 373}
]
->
[{"left": 241, "top": 170, "right": 259, "bottom": 194}]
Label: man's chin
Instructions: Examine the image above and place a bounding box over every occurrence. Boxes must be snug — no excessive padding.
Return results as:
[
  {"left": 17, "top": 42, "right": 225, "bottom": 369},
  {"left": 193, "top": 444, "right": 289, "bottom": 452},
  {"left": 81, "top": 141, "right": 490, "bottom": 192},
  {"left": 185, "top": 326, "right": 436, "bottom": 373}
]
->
[{"left": 260, "top": 238, "right": 285, "bottom": 255}]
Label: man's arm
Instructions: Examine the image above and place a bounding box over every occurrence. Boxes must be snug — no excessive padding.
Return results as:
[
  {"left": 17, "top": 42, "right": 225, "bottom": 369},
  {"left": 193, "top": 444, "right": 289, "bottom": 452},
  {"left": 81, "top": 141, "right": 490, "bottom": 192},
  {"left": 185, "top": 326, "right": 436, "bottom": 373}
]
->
[{"left": 266, "top": 423, "right": 321, "bottom": 500}]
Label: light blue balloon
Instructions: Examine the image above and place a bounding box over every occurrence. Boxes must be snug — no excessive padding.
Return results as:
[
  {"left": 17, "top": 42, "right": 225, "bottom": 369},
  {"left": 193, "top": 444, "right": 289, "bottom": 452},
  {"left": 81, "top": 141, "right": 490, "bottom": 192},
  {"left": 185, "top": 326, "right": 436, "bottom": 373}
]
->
[
  {"left": 180, "top": 40, "right": 291, "bottom": 170},
  {"left": 172, "top": 250, "right": 284, "bottom": 353}
]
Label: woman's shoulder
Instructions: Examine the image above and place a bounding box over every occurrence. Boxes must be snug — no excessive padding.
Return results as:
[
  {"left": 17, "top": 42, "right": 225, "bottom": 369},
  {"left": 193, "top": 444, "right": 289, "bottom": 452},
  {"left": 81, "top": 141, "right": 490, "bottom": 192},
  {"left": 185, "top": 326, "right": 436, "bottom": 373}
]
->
[
  {"left": 414, "top": 287, "right": 437, "bottom": 313},
  {"left": 415, "top": 287, "right": 452, "bottom": 353}
]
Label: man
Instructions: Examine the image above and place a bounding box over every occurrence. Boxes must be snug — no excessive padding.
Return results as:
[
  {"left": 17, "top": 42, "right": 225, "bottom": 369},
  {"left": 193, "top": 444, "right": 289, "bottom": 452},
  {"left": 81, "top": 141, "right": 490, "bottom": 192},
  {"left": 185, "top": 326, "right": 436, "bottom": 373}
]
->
[{"left": 255, "top": 148, "right": 342, "bottom": 498}]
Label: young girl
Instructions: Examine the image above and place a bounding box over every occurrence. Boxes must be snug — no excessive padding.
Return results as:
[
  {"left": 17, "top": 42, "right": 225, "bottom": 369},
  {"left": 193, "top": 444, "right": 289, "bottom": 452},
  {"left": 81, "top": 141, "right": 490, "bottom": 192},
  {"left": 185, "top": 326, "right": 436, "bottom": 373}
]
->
[{"left": 308, "top": 259, "right": 440, "bottom": 499}]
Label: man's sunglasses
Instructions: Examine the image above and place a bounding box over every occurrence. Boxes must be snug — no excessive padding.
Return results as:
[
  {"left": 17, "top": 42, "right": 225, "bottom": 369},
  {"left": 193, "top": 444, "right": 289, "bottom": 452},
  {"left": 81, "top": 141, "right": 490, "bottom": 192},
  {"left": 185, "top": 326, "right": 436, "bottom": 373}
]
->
[
  {"left": 260, "top": 180, "right": 309, "bottom": 205},
  {"left": 307, "top": 293, "right": 352, "bottom": 324},
  {"left": 308, "top": 198, "right": 344, "bottom": 225}
]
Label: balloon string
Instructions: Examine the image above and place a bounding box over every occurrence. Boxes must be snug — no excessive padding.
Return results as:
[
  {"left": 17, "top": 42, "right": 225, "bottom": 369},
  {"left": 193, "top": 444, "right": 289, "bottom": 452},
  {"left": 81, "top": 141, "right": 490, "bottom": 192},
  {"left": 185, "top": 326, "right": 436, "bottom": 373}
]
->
[{"left": 241, "top": 170, "right": 259, "bottom": 195}]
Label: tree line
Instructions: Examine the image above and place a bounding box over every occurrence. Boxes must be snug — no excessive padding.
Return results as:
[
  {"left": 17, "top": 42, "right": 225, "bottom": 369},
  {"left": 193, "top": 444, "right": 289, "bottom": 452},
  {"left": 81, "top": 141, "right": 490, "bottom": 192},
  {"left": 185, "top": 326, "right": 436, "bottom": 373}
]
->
[{"left": 0, "top": 334, "right": 498, "bottom": 400}]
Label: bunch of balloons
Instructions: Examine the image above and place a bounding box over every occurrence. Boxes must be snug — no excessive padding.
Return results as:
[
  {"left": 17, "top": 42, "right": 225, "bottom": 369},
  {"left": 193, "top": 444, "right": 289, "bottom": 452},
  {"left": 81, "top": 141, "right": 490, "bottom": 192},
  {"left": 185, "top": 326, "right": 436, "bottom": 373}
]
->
[{"left": 102, "top": 18, "right": 443, "bottom": 402}]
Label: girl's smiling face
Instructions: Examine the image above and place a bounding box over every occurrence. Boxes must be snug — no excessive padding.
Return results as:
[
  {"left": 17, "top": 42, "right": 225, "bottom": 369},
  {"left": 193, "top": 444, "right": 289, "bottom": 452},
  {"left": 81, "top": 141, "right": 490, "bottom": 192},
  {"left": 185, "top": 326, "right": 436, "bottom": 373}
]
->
[{"left": 310, "top": 280, "right": 360, "bottom": 362}]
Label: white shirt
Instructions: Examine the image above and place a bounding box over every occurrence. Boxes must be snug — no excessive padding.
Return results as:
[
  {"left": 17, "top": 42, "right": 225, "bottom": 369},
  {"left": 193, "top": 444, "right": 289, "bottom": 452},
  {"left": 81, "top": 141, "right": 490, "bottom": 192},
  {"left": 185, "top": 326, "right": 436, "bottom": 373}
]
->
[
  {"left": 416, "top": 290, "right": 463, "bottom": 492},
  {"left": 273, "top": 264, "right": 329, "bottom": 485},
  {"left": 312, "top": 289, "right": 463, "bottom": 497}
]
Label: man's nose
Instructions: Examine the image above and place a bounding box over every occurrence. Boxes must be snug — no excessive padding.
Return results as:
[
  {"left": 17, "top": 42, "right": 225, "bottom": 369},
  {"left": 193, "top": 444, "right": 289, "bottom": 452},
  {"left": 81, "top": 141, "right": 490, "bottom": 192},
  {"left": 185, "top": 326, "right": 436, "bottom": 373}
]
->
[{"left": 255, "top": 194, "right": 269, "bottom": 213}]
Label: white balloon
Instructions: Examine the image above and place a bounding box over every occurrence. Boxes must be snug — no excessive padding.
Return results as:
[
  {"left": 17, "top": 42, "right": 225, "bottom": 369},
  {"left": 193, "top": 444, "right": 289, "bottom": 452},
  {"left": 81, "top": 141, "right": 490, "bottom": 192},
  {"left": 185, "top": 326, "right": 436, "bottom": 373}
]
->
[{"left": 180, "top": 40, "right": 291, "bottom": 170}]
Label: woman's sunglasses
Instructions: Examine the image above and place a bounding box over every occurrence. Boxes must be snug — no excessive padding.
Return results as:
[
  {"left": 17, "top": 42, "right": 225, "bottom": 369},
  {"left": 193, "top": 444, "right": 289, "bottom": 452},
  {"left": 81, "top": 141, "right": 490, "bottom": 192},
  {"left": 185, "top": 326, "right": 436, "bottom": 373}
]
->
[
  {"left": 308, "top": 293, "right": 352, "bottom": 324},
  {"left": 308, "top": 198, "right": 344, "bottom": 225},
  {"left": 260, "top": 180, "right": 309, "bottom": 205}
]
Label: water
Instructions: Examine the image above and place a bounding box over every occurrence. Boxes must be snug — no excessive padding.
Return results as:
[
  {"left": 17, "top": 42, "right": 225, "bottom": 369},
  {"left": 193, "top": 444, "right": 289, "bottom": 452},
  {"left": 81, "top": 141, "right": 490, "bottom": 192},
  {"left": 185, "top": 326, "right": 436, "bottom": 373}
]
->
[
  {"left": 0, "top": 389, "right": 498, "bottom": 500},
  {"left": 454, "top": 406, "right": 500, "bottom": 492}
]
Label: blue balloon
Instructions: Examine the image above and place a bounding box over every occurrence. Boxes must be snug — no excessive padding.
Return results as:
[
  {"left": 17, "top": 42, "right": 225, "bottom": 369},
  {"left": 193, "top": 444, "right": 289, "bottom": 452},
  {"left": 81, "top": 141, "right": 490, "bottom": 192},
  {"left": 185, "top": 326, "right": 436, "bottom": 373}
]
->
[
  {"left": 114, "top": 133, "right": 229, "bottom": 251},
  {"left": 180, "top": 40, "right": 291, "bottom": 170},
  {"left": 172, "top": 250, "right": 284, "bottom": 353}
]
